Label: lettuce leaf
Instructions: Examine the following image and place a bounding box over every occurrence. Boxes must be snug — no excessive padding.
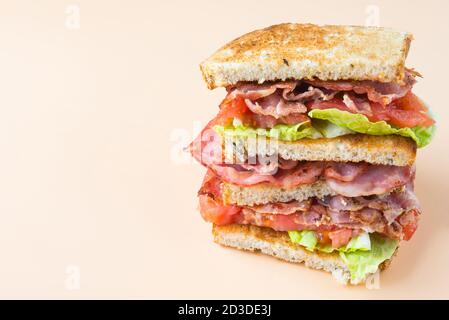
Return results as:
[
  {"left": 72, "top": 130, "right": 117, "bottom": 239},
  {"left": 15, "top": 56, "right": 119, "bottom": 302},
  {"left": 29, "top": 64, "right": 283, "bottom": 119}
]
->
[
  {"left": 213, "top": 109, "right": 435, "bottom": 148},
  {"left": 288, "top": 230, "right": 371, "bottom": 254},
  {"left": 213, "top": 121, "right": 321, "bottom": 142},
  {"left": 288, "top": 230, "right": 317, "bottom": 251},
  {"left": 312, "top": 119, "right": 355, "bottom": 138},
  {"left": 288, "top": 231, "right": 397, "bottom": 283},
  {"left": 213, "top": 118, "right": 353, "bottom": 142},
  {"left": 342, "top": 232, "right": 371, "bottom": 253},
  {"left": 339, "top": 234, "right": 398, "bottom": 284},
  {"left": 308, "top": 108, "right": 436, "bottom": 148}
]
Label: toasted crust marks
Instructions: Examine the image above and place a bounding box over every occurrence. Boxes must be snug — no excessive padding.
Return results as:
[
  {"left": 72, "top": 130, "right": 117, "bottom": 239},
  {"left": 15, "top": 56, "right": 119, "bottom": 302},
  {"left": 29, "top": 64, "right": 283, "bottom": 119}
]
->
[
  {"left": 212, "top": 224, "right": 395, "bottom": 285},
  {"left": 222, "top": 180, "right": 334, "bottom": 206},
  {"left": 225, "top": 134, "right": 416, "bottom": 167},
  {"left": 200, "top": 23, "right": 413, "bottom": 89}
]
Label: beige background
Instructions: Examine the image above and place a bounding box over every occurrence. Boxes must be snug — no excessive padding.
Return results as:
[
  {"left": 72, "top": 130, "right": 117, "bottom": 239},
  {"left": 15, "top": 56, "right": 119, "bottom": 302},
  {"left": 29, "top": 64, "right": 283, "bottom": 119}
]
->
[{"left": 0, "top": 0, "right": 448, "bottom": 299}]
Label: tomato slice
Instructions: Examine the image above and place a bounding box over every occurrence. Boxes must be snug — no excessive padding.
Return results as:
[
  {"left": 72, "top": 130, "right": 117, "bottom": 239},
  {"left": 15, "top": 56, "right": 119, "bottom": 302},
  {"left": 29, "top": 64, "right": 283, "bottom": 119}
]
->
[
  {"left": 198, "top": 194, "right": 241, "bottom": 225},
  {"left": 199, "top": 169, "right": 222, "bottom": 198},
  {"left": 328, "top": 229, "right": 353, "bottom": 248},
  {"left": 308, "top": 93, "right": 434, "bottom": 128},
  {"left": 212, "top": 97, "right": 250, "bottom": 126},
  {"left": 401, "top": 210, "right": 420, "bottom": 241},
  {"left": 213, "top": 90, "right": 434, "bottom": 130},
  {"left": 394, "top": 92, "right": 428, "bottom": 112},
  {"left": 388, "top": 92, "right": 435, "bottom": 127},
  {"left": 385, "top": 108, "right": 433, "bottom": 128},
  {"left": 402, "top": 222, "right": 418, "bottom": 241}
]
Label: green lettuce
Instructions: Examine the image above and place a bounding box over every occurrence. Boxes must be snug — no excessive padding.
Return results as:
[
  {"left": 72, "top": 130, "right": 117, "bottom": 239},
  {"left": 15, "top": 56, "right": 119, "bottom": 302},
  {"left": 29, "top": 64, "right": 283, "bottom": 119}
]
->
[
  {"left": 288, "top": 230, "right": 317, "bottom": 251},
  {"left": 308, "top": 108, "right": 436, "bottom": 148},
  {"left": 213, "top": 109, "right": 435, "bottom": 148},
  {"left": 213, "top": 118, "right": 354, "bottom": 142},
  {"left": 288, "top": 230, "right": 371, "bottom": 254},
  {"left": 288, "top": 231, "right": 397, "bottom": 283},
  {"left": 339, "top": 234, "right": 398, "bottom": 284},
  {"left": 312, "top": 119, "right": 355, "bottom": 138},
  {"left": 344, "top": 232, "right": 371, "bottom": 253},
  {"left": 213, "top": 121, "right": 321, "bottom": 142}
]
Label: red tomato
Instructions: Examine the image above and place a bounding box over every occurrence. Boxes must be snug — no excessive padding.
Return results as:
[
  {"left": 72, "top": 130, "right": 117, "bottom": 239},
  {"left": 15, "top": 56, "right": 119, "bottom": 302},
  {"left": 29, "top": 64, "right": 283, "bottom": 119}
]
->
[
  {"left": 387, "top": 92, "right": 435, "bottom": 127},
  {"left": 316, "top": 230, "right": 332, "bottom": 246},
  {"left": 212, "top": 97, "right": 250, "bottom": 126},
  {"left": 199, "top": 170, "right": 222, "bottom": 198},
  {"left": 402, "top": 222, "right": 418, "bottom": 241},
  {"left": 198, "top": 194, "right": 241, "bottom": 225},
  {"left": 401, "top": 210, "right": 419, "bottom": 241},
  {"left": 328, "top": 229, "right": 353, "bottom": 248},
  {"left": 385, "top": 108, "right": 433, "bottom": 128},
  {"left": 308, "top": 94, "right": 434, "bottom": 128},
  {"left": 369, "top": 102, "right": 390, "bottom": 122},
  {"left": 394, "top": 92, "right": 428, "bottom": 112}
]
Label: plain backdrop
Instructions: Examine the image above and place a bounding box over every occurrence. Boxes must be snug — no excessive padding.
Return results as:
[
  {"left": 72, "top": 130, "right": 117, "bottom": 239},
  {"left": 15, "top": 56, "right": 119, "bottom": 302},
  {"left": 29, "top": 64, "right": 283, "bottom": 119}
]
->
[{"left": 0, "top": 0, "right": 448, "bottom": 298}]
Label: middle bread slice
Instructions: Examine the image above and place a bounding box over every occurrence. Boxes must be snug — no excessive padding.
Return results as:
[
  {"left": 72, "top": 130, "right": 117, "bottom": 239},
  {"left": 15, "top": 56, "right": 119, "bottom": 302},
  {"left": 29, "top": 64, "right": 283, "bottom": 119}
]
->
[
  {"left": 225, "top": 134, "right": 416, "bottom": 167},
  {"left": 222, "top": 180, "right": 334, "bottom": 206}
]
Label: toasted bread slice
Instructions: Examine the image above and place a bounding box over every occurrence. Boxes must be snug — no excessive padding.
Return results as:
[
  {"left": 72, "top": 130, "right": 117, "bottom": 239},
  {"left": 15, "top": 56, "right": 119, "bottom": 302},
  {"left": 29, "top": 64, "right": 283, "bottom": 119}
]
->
[
  {"left": 222, "top": 180, "right": 334, "bottom": 206},
  {"left": 212, "top": 224, "right": 395, "bottom": 285},
  {"left": 224, "top": 134, "right": 416, "bottom": 167},
  {"left": 201, "top": 23, "right": 412, "bottom": 89}
]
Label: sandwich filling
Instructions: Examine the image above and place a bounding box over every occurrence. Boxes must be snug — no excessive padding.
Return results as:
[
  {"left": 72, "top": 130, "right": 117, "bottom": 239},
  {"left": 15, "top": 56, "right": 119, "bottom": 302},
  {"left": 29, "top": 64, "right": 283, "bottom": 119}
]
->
[
  {"left": 198, "top": 170, "right": 415, "bottom": 282},
  {"left": 209, "top": 70, "right": 435, "bottom": 147},
  {"left": 199, "top": 170, "right": 419, "bottom": 246},
  {"left": 191, "top": 130, "right": 415, "bottom": 196},
  {"left": 190, "top": 122, "right": 421, "bottom": 281}
]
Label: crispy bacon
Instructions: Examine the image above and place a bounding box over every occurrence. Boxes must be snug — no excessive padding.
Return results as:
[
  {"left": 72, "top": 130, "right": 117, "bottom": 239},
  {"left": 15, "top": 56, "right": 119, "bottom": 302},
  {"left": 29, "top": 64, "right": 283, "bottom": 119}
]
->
[
  {"left": 198, "top": 171, "right": 421, "bottom": 243},
  {"left": 324, "top": 162, "right": 369, "bottom": 182},
  {"left": 250, "top": 200, "right": 311, "bottom": 215},
  {"left": 306, "top": 70, "right": 416, "bottom": 105},
  {"left": 216, "top": 71, "right": 434, "bottom": 129},
  {"left": 198, "top": 192, "right": 420, "bottom": 243},
  {"left": 325, "top": 165, "right": 415, "bottom": 197},
  {"left": 190, "top": 134, "right": 414, "bottom": 195}
]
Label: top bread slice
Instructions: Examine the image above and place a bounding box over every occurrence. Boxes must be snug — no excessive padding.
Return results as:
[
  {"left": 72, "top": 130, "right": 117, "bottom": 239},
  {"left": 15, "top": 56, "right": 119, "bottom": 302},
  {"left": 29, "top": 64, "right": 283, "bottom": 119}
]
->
[{"left": 200, "top": 23, "right": 412, "bottom": 89}]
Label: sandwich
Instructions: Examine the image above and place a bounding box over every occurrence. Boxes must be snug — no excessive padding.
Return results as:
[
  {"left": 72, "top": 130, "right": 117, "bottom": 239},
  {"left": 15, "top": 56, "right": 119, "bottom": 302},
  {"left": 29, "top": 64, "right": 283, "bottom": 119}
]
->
[{"left": 189, "top": 23, "right": 435, "bottom": 284}]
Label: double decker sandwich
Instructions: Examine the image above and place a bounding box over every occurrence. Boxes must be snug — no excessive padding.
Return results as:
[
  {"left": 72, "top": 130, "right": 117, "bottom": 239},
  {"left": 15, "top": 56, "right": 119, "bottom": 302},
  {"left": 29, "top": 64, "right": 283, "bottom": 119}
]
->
[{"left": 189, "top": 23, "right": 435, "bottom": 284}]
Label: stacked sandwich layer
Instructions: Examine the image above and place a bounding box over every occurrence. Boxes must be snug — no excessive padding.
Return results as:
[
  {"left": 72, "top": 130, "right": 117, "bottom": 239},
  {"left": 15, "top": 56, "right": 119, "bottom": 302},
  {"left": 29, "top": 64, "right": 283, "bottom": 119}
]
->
[{"left": 190, "top": 23, "right": 435, "bottom": 284}]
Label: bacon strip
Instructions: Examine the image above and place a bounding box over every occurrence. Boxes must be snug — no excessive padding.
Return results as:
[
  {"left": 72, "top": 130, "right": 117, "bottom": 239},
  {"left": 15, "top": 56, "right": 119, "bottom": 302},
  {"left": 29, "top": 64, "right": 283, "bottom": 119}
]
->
[
  {"left": 226, "top": 71, "right": 415, "bottom": 122},
  {"left": 198, "top": 192, "right": 420, "bottom": 244},
  {"left": 325, "top": 165, "right": 415, "bottom": 197},
  {"left": 190, "top": 134, "right": 414, "bottom": 196},
  {"left": 198, "top": 172, "right": 420, "bottom": 244},
  {"left": 307, "top": 71, "right": 416, "bottom": 105}
]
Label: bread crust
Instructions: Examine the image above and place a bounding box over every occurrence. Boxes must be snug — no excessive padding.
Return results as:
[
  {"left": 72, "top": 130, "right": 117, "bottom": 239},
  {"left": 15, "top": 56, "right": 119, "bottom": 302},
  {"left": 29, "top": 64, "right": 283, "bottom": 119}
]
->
[
  {"left": 212, "top": 224, "right": 395, "bottom": 285},
  {"left": 201, "top": 23, "right": 412, "bottom": 89}
]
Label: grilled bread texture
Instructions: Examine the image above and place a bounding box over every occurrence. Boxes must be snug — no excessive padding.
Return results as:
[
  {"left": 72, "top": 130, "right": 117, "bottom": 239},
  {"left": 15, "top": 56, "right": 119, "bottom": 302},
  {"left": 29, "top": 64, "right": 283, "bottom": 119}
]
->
[
  {"left": 223, "top": 134, "right": 416, "bottom": 167},
  {"left": 201, "top": 23, "right": 412, "bottom": 89},
  {"left": 213, "top": 224, "right": 395, "bottom": 285}
]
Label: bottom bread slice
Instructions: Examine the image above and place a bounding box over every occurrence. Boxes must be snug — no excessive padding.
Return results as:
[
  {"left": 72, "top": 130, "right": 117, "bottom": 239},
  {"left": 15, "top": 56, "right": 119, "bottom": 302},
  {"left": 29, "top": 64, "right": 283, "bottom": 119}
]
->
[{"left": 212, "top": 224, "right": 394, "bottom": 285}]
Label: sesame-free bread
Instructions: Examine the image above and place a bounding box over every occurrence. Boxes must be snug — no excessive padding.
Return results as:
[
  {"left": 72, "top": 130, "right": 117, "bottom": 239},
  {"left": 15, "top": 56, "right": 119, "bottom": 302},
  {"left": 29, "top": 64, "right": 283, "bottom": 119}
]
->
[
  {"left": 224, "top": 133, "right": 416, "bottom": 167},
  {"left": 200, "top": 23, "right": 412, "bottom": 89},
  {"left": 222, "top": 180, "right": 334, "bottom": 206},
  {"left": 212, "top": 224, "right": 395, "bottom": 285}
]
